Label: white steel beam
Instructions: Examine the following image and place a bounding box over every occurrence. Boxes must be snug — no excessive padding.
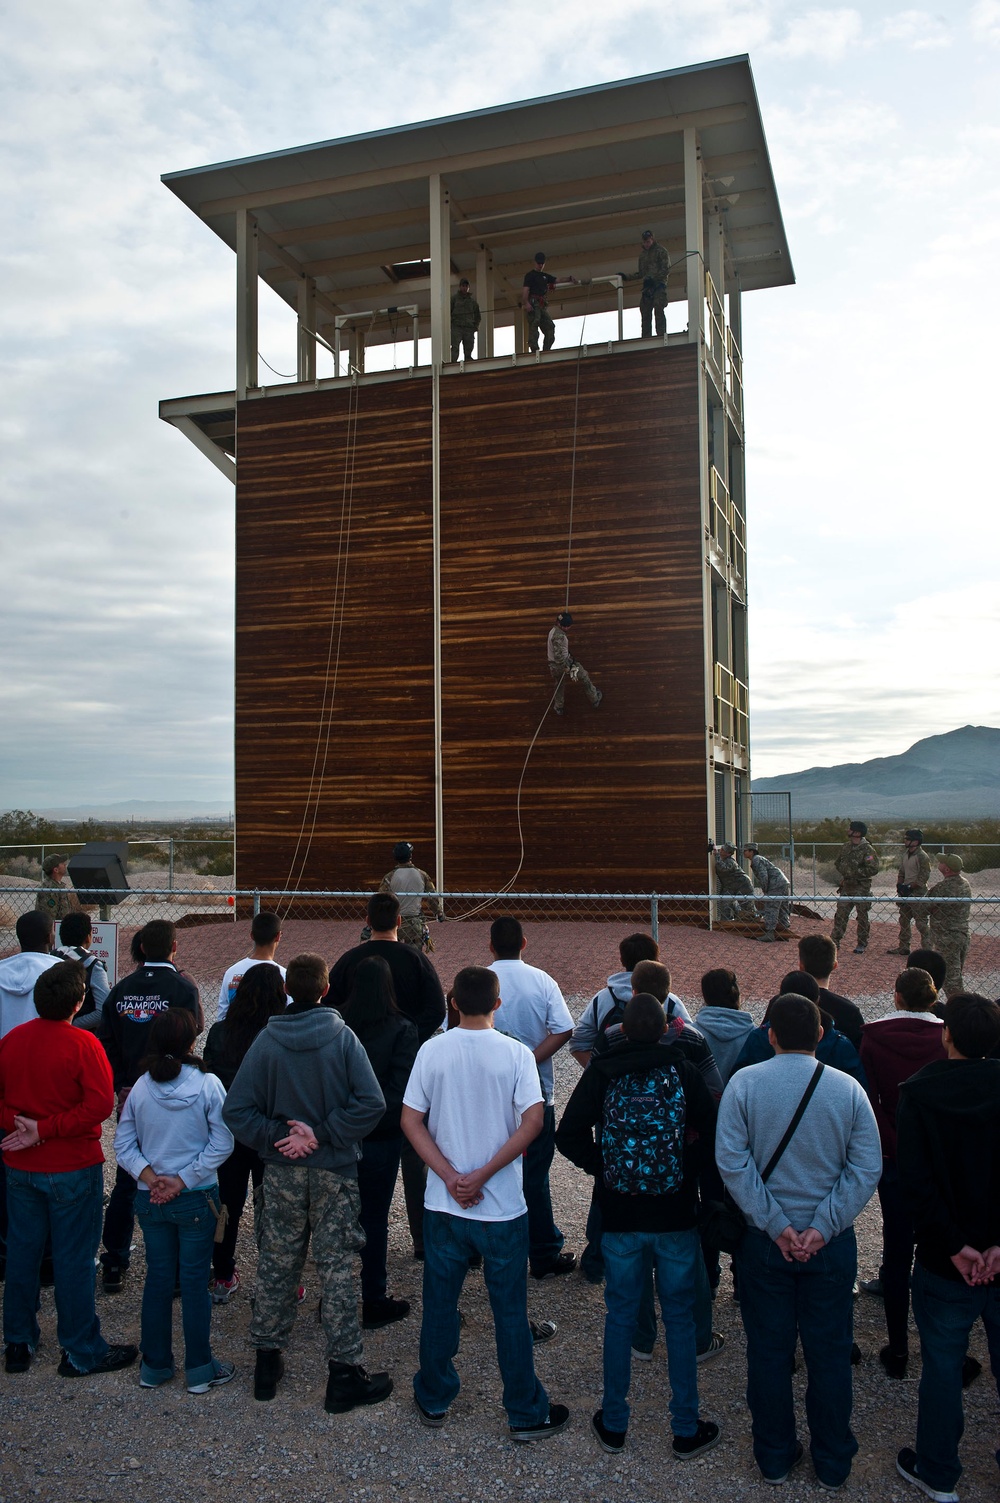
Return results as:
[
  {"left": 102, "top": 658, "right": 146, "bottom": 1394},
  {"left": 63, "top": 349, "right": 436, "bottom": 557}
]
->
[
  {"left": 235, "top": 208, "right": 259, "bottom": 400},
  {"left": 168, "top": 416, "right": 237, "bottom": 484},
  {"left": 475, "top": 245, "right": 494, "bottom": 359},
  {"left": 429, "top": 175, "right": 451, "bottom": 370},
  {"left": 683, "top": 129, "right": 704, "bottom": 345},
  {"left": 297, "top": 277, "right": 317, "bottom": 382}
]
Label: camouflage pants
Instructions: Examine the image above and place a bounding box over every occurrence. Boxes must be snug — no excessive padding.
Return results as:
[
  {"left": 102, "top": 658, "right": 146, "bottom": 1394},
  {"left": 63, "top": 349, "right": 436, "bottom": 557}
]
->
[
  {"left": 897, "top": 895, "right": 930, "bottom": 949},
  {"left": 718, "top": 895, "right": 758, "bottom": 922},
  {"left": 399, "top": 915, "right": 425, "bottom": 948},
  {"left": 761, "top": 896, "right": 793, "bottom": 933},
  {"left": 451, "top": 329, "right": 475, "bottom": 361},
  {"left": 526, "top": 301, "right": 555, "bottom": 352},
  {"left": 251, "top": 1165, "right": 365, "bottom": 1363},
  {"left": 831, "top": 891, "right": 872, "bottom": 948},
  {"left": 549, "top": 661, "right": 600, "bottom": 713},
  {"left": 640, "top": 286, "right": 667, "bottom": 338},
  {"left": 930, "top": 932, "right": 969, "bottom": 1000}
]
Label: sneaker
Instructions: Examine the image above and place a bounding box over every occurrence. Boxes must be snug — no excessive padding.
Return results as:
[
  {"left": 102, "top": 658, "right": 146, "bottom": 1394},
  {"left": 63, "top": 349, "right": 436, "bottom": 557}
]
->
[
  {"left": 756, "top": 933, "right": 776, "bottom": 943},
  {"left": 896, "top": 1447, "right": 959, "bottom": 1502},
  {"left": 363, "top": 1296, "right": 411, "bottom": 1329},
  {"left": 187, "top": 1361, "right": 236, "bottom": 1395},
  {"left": 101, "top": 1264, "right": 125, "bottom": 1294},
  {"left": 880, "top": 1345, "right": 909, "bottom": 1380},
  {"left": 530, "top": 1253, "right": 577, "bottom": 1281},
  {"left": 631, "top": 1346, "right": 654, "bottom": 1362},
  {"left": 592, "top": 1409, "right": 627, "bottom": 1454},
  {"left": 761, "top": 1441, "right": 804, "bottom": 1484},
  {"left": 860, "top": 1277, "right": 883, "bottom": 1298},
  {"left": 211, "top": 1272, "right": 240, "bottom": 1305},
  {"left": 530, "top": 1319, "right": 557, "bottom": 1345},
  {"left": 58, "top": 1343, "right": 138, "bottom": 1377},
  {"left": 324, "top": 1361, "right": 393, "bottom": 1415},
  {"left": 4, "top": 1342, "right": 31, "bottom": 1373},
  {"left": 962, "top": 1355, "right": 981, "bottom": 1388},
  {"left": 415, "top": 1396, "right": 447, "bottom": 1429},
  {"left": 697, "top": 1332, "right": 725, "bottom": 1363},
  {"left": 253, "top": 1348, "right": 285, "bottom": 1402},
  {"left": 672, "top": 1419, "right": 721, "bottom": 1461},
  {"left": 509, "top": 1402, "right": 570, "bottom": 1442}
]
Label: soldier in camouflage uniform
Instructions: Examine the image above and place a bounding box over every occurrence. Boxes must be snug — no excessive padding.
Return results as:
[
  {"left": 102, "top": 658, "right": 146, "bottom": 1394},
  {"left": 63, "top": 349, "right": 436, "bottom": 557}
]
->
[
  {"left": 887, "top": 828, "right": 932, "bottom": 955},
  {"left": 627, "top": 229, "right": 670, "bottom": 338},
  {"left": 714, "top": 843, "right": 758, "bottom": 922},
  {"left": 222, "top": 952, "right": 391, "bottom": 1414},
  {"left": 744, "top": 844, "right": 792, "bottom": 940},
  {"left": 927, "top": 854, "right": 972, "bottom": 999},
  {"left": 450, "top": 279, "right": 481, "bottom": 362},
  {"left": 831, "top": 820, "right": 881, "bottom": 955},
  {"left": 35, "top": 853, "right": 83, "bottom": 921},
  {"left": 379, "top": 842, "right": 443, "bottom": 948},
  {"left": 546, "top": 611, "right": 602, "bottom": 715}
]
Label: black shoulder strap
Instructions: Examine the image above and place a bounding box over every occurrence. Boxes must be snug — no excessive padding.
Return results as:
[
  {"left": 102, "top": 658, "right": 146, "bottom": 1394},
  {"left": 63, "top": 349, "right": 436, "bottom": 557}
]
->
[{"left": 760, "top": 1063, "right": 825, "bottom": 1184}]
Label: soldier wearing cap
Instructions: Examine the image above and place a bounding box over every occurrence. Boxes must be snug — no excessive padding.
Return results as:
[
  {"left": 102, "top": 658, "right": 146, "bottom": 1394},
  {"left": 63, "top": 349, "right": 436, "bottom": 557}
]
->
[
  {"left": 521, "top": 252, "right": 578, "bottom": 353},
  {"left": 744, "top": 844, "right": 792, "bottom": 941},
  {"left": 35, "top": 853, "right": 83, "bottom": 922},
  {"left": 927, "top": 853, "right": 972, "bottom": 998},
  {"left": 887, "top": 828, "right": 932, "bottom": 955},
  {"left": 626, "top": 229, "right": 670, "bottom": 338},
  {"left": 379, "top": 842, "right": 443, "bottom": 949},
  {"left": 546, "top": 611, "right": 602, "bottom": 716},
  {"left": 714, "top": 843, "right": 757, "bottom": 922},
  {"left": 450, "top": 278, "right": 481, "bottom": 362},
  {"left": 831, "top": 820, "right": 881, "bottom": 955}
]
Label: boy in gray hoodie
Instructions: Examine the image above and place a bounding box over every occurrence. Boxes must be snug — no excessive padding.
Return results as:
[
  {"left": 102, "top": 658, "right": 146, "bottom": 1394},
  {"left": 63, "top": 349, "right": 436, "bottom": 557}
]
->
[
  {"left": 222, "top": 952, "right": 388, "bottom": 1414},
  {"left": 695, "top": 969, "right": 754, "bottom": 1085}
]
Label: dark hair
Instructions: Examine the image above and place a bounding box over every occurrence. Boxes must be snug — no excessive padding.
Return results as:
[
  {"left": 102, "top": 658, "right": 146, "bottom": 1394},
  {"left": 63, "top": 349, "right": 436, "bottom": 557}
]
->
[
  {"left": 849, "top": 821, "right": 868, "bottom": 835},
  {"left": 769, "top": 995, "right": 822, "bottom": 1051},
  {"left": 130, "top": 930, "right": 146, "bottom": 968},
  {"left": 490, "top": 917, "right": 524, "bottom": 958},
  {"left": 250, "top": 911, "right": 281, "bottom": 946},
  {"left": 140, "top": 1008, "right": 203, "bottom": 1083},
  {"left": 59, "top": 912, "right": 93, "bottom": 947},
  {"left": 798, "top": 934, "right": 837, "bottom": 979},
  {"left": 619, "top": 932, "right": 658, "bottom": 970},
  {"left": 944, "top": 995, "right": 1000, "bottom": 1060},
  {"left": 140, "top": 919, "right": 176, "bottom": 963},
  {"left": 284, "top": 953, "right": 329, "bottom": 1006},
  {"left": 16, "top": 911, "right": 53, "bottom": 952},
  {"left": 452, "top": 966, "right": 499, "bottom": 1016},
  {"left": 622, "top": 993, "right": 666, "bottom": 1043},
  {"left": 779, "top": 970, "right": 820, "bottom": 1003},
  {"left": 701, "top": 967, "right": 740, "bottom": 1009},
  {"left": 342, "top": 957, "right": 400, "bottom": 1038},
  {"left": 34, "top": 961, "right": 86, "bottom": 1021},
  {"left": 631, "top": 959, "right": 671, "bottom": 1002},
  {"left": 225, "top": 963, "right": 287, "bottom": 1057},
  {"left": 907, "top": 949, "right": 947, "bottom": 990},
  {"left": 367, "top": 892, "right": 400, "bottom": 931},
  {"left": 895, "top": 968, "right": 937, "bottom": 1012}
]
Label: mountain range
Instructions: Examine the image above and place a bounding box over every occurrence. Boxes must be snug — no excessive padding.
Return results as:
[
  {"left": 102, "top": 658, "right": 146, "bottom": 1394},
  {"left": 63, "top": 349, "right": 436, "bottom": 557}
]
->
[
  {"left": 36, "top": 799, "right": 232, "bottom": 823},
  {"left": 751, "top": 725, "right": 1000, "bottom": 819}
]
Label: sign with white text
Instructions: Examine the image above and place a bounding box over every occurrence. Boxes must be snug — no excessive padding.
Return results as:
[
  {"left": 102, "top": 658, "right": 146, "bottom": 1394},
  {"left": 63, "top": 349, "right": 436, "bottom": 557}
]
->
[{"left": 90, "top": 921, "right": 118, "bottom": 986}]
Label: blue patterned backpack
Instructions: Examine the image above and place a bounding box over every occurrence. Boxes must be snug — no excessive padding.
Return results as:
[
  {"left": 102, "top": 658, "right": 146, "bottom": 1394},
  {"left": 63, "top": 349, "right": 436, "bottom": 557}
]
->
[{"left": 600, "top": 1064, "right": 686, "bottom": 1195}]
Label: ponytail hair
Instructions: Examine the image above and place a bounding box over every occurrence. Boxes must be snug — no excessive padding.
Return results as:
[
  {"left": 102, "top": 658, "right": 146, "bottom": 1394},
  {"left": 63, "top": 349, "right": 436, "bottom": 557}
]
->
[{"left": 139, "top": 1007, "right": 203, "bottom": 1083}]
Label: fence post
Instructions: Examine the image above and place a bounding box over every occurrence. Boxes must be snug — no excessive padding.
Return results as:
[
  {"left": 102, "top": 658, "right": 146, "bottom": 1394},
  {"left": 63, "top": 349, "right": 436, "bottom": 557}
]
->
[
  {"left": 168, "top": 838, "right": 174, "bottom": 892},
  {"left": 253, "top": 890, "right": 261, "bottom": 917},
  {"left": 812, "top": 843, "right": 817, "bottom": 897},
  {"left": 650, "top": 893, "right": 659, "bottom": 943}
]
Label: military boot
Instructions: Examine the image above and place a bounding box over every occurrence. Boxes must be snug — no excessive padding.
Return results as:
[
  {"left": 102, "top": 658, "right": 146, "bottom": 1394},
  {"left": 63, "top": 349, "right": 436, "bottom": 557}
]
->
[
  {"left": 324, "top": 1361, "right": 393, "bottom": 1414},
  {"left": 253, "top": 1348, "right": 284, "bottom": 1401}
]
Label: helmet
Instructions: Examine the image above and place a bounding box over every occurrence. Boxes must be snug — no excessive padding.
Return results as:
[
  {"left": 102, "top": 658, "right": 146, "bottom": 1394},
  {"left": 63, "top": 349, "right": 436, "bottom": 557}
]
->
[
  {"left": 556, "top": 610, "right": 573, "bottom": 627},
  {"left": 393, "top": 841, "right": 413, "bottom": 863},
  {"left": 849, "top": 821, "right": 867, "bottom": 836},
  {"left": 905, "top": 828, "right": 923, "bottom": 843}
]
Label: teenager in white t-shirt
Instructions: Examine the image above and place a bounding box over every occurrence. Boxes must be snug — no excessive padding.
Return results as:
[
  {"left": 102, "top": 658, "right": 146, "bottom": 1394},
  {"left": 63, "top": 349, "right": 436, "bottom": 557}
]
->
[
  {"left": 216, "top": 911, "right": 285, "bottom": 1021},
  {"left": 402, "top": 965, "right": 570, "bottom": 1440}
]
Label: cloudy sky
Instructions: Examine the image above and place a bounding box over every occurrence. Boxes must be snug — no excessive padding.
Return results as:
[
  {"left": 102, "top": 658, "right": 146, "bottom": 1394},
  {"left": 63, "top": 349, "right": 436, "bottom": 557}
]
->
[{"left": 2, "top": 0, "right": 998, "bottom": 810}]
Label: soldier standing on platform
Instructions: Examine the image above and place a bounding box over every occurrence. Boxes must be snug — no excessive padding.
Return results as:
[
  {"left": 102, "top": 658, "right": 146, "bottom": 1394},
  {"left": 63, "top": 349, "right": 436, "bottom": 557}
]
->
[
  {"left": 744, "top": 845, "right": 792, "bottom": 941},
  {"left": 35, "top": 853, "right": 83, "bottom": 922},
  {"left": 628, "top": 229, "right": 670, "bottom": 339},
  {"left": 379, "top": 843, "right": 442, "bottom": 949},
  {"left": 888, "top": 829, "right": 932, "bottom": 955},
  {"left": 927, "top": 854, "right": 972, "bottom": 999},
  {"left": 713, "top": 844, "right": 757, "bottom": 922},
  {"left": 546, "top": 612, "right": 602, "bottom": 716},
  {"left": 831, "top": 821, "right": 881, "bottom": 956},
  {"left": 522, "top": 252, "right": 578, "bottom": 353},
  {"left": 450, "top": 279, "right": 481, "bottom": 362}
]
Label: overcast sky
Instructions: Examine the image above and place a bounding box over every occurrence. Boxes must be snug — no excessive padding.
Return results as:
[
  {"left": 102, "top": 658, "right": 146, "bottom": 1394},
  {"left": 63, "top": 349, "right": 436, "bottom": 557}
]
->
[{"left": 2, "top": 0, "right": 998, "bottom": 810}]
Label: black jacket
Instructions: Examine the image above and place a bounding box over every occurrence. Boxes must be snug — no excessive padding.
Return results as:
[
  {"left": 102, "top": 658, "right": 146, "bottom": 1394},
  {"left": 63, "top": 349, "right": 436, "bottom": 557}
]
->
[
  {"left": 556, "top": 1037, "right": 717, "bottom": 1233},
  {"left": 349, "top": 1014, "right": 419, "bottom": 1139},
  {"left": 327, "top": 941, "right": 445, "bottom": 1043},
  {"left": 897, "top": 1057, "right": 1000, "bottom": 1282},
  {"left": 100, "top": 963, "right": 200, "bottom": 1088},
  {"left": 817, "top": 988, "right": 864, "bottom": 1051}
]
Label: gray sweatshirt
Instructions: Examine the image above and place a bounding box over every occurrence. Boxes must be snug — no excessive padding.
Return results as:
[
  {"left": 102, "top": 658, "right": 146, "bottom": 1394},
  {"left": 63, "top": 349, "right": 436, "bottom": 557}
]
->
[
  {"left": 114, "top": 1065, "right": 233, "bottom": 1191},
  {"left": 716, "top": 1052, "right": 881, "bottom": 1244},
  {"left": 222, "top": 1006, "right": 385, "bottom": 1175}
]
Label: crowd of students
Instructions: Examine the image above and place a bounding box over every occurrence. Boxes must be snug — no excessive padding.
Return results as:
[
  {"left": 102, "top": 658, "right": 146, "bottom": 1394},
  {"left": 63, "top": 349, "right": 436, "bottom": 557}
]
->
[{"left": 0, "top": 896, "right": 998, "bottom": 1502}]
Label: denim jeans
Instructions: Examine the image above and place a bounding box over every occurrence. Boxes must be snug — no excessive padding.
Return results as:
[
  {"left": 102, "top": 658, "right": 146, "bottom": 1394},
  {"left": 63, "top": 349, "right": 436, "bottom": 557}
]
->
[
  {"left": 357, "top": 1135, "right": 402, "bottom": 1302},
  {"left": 736, "top": 1226, "right": 859, "bottom": 1486},
  {"left": 633, "top": 1235, "right": 713, "bottom": 1354},
  {"left": 3, "top": 1164, "right": 108, "bottom": 1372},
  {"left": 136, "top": 1188, "right": 218, "bottom": 1387},
  {"left": 414, "top": 1210, "right": 548, "bottom": 1426},
  {"left": 524, "top": 1104, "right": 564, "bottom": 1272},
  {"left": 602, "top": 1228, "right": 701, "bottom": 1435},
  {"left": 877, "top": 1162, "right": 916, "bottom": 1355},
  {"left": 101, "top": 1161, "right": 138, "bottom": 1269},
  {"left": 911, "top": 1261, "right": 1000, "bottom": 1493}
]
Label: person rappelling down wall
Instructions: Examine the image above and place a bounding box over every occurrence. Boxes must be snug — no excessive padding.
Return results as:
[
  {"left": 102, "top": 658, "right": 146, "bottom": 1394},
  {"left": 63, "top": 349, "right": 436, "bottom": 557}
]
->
[{"left": 546, "top": 612, "right": 603, "bottom": 716}]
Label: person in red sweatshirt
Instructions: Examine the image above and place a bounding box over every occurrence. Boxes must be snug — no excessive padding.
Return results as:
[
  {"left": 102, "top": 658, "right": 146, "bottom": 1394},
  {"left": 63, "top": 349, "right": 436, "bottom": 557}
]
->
[
  {"left": 0, "top": 960, "right": 137, "bottom": 1378},
  {"left": 859, "top": 968, "right": 946, "bottom": 1379}
]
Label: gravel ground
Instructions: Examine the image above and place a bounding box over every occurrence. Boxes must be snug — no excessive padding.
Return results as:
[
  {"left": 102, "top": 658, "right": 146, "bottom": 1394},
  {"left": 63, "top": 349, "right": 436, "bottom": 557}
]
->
[{"left": 3, "top": 956, "right": 1000, "bottom": 1501}]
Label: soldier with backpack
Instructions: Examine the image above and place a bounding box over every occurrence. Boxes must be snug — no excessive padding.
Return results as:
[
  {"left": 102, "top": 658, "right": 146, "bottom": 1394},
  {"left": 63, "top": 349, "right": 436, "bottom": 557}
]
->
[{"left": 556, "top": 993, "right": 720, "bottom": 1459}]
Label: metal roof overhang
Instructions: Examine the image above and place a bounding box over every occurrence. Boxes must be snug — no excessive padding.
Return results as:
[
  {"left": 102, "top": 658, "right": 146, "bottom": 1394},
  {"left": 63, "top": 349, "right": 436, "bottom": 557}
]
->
[{"left": 162, "top": 55, "right": 793, "bottom": 345}]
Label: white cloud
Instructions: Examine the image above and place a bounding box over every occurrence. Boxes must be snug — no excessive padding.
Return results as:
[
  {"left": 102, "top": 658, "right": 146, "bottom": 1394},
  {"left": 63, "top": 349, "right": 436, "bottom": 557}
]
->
[
  {"left": 765, "top": 7, "right": 864, "bottom": 58},
  {"left": 970, "top": 0, "right": 1000, "bottom": 44},
  {"left": 879, "top": 10, "right": 952, "bottom": 48}
]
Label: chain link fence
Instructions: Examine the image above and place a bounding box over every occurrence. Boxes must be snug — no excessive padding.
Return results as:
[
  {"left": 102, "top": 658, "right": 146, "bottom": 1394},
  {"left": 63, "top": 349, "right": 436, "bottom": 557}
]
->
[{"left": 4, "top": 885, "right": 998, "bottom": 1018}]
